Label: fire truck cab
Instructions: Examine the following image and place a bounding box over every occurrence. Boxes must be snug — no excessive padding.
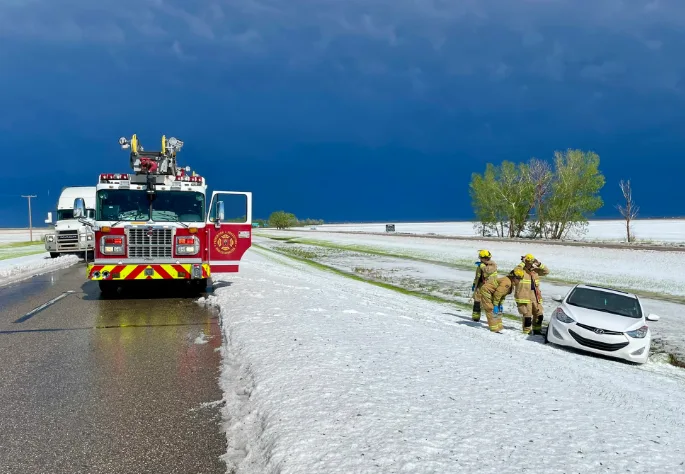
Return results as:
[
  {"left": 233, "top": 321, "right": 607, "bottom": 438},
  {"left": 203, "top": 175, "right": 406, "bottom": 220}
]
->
[{"left": 79, "top": 134, "right": 252, "bottom": 295}]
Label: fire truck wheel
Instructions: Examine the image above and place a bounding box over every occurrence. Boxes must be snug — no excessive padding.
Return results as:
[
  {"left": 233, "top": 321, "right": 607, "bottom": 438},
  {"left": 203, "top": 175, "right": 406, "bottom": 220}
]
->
[{"left": 196, "top": 279, "right": 208, "bottom": 292}]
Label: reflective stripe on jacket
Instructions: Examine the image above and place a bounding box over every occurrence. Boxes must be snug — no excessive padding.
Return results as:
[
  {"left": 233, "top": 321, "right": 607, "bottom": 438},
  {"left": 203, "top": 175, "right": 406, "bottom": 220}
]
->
[{"left": 514, "top": 263, "right": 550, "bottom": 304}]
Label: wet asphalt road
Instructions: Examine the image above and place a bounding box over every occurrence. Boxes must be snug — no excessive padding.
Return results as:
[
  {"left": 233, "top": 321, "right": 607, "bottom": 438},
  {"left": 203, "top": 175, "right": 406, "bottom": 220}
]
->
[{"left": 0, "top": 264, "right": 228, "bottom": 473}]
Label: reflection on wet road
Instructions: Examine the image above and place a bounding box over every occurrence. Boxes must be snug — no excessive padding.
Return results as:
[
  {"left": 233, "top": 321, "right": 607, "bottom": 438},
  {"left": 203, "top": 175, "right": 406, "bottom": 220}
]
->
[{"left": 0, "top": 264, "right": 227, "bottom": 473}]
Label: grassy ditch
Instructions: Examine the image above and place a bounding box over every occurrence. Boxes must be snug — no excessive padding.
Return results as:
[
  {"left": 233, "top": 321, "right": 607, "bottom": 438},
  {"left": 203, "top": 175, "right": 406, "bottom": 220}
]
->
[
  {"left": 258, "top": 236, "right": 685, "bottom": 305},
  {"left": 255, "top": 238, "right": 685, "bottom": 369},
  {"left": 253, "top": 242, "right": 523, "bottom": 323}
]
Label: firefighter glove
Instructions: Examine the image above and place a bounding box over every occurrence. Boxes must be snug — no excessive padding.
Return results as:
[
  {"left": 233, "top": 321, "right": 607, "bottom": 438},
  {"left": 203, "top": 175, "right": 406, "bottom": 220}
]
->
[
  {"left": 498, "top": 304, "right": 504, "bottom": 313},
  {"left": 474, "top": 261, "right": 482, "bottom": 266},
  {"left": 493, "top": 306, "right": 500, "bottom": 315},
  {"left": 471, "top": 284, "right": 476, "bottom": 292}
]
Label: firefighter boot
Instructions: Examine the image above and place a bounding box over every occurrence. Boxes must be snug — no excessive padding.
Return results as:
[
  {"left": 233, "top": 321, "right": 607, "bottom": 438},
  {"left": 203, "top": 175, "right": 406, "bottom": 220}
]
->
[
  {"left": 472, "top": 301, "right": 481, "bottom": 322},
  {"left": 522, "top": 317, "right": 533, "bottom": 334},
  {"left": 533, "top": 315, "right": 544, "bottom": 335}
]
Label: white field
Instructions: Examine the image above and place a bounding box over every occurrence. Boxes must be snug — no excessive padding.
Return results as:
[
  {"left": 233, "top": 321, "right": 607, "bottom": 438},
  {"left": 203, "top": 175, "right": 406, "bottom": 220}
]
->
[
  {"left": 0, "top": 252, "right": 79, "bottom": 287},
  {"left": 295, "top": 219, "right": 685, "bottom": 244},
  {"left": 257, "top": 229, "right": 685, "bottom": 299},
  {"left": 206, "top": 249, "right": 685, "bottom": 473},
  {"left": 0, "top": 228, "right": 51, "bottom": 243}
]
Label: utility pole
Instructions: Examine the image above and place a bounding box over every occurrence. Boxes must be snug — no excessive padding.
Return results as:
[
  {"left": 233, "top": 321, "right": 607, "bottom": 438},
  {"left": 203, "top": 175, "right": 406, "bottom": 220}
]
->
[{"left": 21, "top": 195, "right": 37, "bottom": 242}]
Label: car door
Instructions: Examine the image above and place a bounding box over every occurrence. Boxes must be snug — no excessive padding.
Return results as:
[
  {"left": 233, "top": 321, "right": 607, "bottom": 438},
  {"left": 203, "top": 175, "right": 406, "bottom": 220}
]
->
[{"left": 205, "top": 191, "right": 252, "bottom": 273}]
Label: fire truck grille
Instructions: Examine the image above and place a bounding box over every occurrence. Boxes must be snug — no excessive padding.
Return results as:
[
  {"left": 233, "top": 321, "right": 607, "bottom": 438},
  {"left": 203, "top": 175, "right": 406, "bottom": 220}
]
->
[
  {"left": 57, "top": 230, "right": 78, "bottom": 242},
  {"left": 128, "top": 228, "right": 173, "bottom": 258}
]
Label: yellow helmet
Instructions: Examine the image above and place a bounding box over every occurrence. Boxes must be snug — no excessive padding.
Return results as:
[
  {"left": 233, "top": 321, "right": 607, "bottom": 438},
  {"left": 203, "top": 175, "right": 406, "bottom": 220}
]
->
[
  {"left": 523, "top": 253, "right": 535, "bottom": 262},
  {"left": 478, "top": 249, "right": 492, "bottom": 259},
  {"left": 512, "top": 268, "right": 525, "bottom": 279}
]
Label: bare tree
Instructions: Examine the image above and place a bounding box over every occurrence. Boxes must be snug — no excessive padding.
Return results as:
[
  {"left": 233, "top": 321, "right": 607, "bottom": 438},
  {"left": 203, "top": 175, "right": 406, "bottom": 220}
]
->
[
  {"left": 526, "top": 159, "right": 553, "bottom": 238},
  {"left": 616, "top": 179, "right": 639, "bottom": 243}
]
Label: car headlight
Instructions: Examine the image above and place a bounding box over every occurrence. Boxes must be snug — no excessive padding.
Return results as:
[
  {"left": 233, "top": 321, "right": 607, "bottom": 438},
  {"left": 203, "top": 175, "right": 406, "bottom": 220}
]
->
[
  {"left": 626, "top": 325, "right": 648, "bottom": 339},
  {"left": 554, "top": 307, "right": 575, "bottom": 324}
]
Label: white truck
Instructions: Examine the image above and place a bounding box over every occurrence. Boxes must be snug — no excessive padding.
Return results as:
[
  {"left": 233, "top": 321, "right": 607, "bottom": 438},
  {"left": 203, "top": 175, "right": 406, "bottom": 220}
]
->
[{"left": 44, "top": 186, "right": 96, "bottom": 259}]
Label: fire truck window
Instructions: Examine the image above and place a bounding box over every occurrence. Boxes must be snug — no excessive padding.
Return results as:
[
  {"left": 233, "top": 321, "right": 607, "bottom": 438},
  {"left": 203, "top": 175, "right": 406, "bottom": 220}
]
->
[
  {"left": 150, "top": 191, "right": 205, "bottom": 222},
  {"left": 208, "top": 193, "right": 247, "bottom": 223}
]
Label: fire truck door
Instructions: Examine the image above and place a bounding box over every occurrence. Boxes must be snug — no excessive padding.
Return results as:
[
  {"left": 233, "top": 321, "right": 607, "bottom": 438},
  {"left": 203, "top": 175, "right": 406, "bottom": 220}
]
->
[{"left": 206, "top": 191, "right": 253, "bottom": 273}]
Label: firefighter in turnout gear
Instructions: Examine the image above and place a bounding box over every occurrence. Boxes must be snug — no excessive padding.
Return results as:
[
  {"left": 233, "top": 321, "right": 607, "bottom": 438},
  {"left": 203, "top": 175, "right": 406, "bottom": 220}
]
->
[
  {"left": 471, "top": 250, "right": 498, "bottom": 322},
  {"left": 515, "top": 254, "right": 550, "bottom": 335},
  {"left": 479, "top": 268, "right": 525, "bottom": 332}
]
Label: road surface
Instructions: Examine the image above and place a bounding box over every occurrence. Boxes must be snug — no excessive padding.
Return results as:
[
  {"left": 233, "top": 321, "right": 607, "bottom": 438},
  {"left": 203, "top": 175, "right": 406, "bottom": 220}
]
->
[{"left": 0, "top": 264, "right": 227, "bottom": 473}]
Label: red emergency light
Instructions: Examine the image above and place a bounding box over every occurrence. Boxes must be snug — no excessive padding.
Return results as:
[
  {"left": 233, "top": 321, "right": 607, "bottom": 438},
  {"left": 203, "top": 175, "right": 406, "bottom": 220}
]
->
[
  {"left": 174, "top": 175, "right": 203, "bottom": 183},
  {"left": 100, "top": 173, "right": 130, "bottom": 181},
  {"left": 177, "top": 237, "right": 195, "bottom": 245},
  {"left": 104, "top": 236, "right": 123, "bottom": 245}
]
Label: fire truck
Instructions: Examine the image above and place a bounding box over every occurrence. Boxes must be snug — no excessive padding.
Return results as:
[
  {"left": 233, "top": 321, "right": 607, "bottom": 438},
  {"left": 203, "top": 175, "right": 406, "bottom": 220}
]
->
[{"left": 75, "top": 134, "right": 252, "bottom": 294}]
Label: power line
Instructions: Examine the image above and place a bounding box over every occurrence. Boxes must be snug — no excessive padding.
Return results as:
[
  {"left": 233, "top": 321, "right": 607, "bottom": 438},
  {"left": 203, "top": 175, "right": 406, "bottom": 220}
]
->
[{"left": 21, "top": 195, "right": 37, "bottom": 242}]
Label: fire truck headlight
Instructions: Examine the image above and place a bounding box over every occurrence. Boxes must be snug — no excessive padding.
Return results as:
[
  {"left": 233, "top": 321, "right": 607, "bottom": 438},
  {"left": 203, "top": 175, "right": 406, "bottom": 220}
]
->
[
  {"left": 175, "top": 236, "right": 199, "bottom": 255},
  {"left": 87, "top": 234, "right": 93, "bottom": 241},
  {"left": 101, "top": 236, "right": 126, "bottom": 255},
  {"left": 48, "top": 235, "right": 54, "bottom": 242}
]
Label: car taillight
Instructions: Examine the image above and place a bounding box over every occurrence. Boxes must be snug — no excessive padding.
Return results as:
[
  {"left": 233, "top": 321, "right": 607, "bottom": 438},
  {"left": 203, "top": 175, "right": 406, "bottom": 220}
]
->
[{"left": 101, "top": 235, "right": 125, "bottom": 255}]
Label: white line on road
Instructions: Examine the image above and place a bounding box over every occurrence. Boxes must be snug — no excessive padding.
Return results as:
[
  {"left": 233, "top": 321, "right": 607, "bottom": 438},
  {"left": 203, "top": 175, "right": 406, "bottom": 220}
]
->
[{"left": 13, "top": 290, "right": 76, "bottom": 323}]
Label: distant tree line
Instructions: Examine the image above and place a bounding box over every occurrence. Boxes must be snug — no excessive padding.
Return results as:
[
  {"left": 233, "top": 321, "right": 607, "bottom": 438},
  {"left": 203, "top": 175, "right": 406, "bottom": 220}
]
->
[
  {"left": 263, "top": 211, "right": 324, "bottom": 230},
  {"left": 469, "top": 149, "right": 606, "bottom": 240}
]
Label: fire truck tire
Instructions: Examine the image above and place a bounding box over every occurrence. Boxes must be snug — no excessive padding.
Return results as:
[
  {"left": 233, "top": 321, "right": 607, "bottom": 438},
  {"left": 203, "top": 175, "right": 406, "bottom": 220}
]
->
[
  {"left": 49, "top": 252, "right": 59, "bottom": 259},
  {"left": 196, "top": 279, "right": 208, "bottom": 292}
]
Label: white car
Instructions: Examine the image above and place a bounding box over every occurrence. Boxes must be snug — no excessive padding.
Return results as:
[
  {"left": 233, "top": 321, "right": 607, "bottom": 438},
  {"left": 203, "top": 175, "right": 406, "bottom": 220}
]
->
[{"left": 546, "top": 284, "right": 659, "bottom": 364}]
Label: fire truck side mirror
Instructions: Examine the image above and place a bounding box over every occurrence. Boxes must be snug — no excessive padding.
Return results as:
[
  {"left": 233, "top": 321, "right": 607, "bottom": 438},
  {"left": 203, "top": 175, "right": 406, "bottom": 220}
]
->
[
  {"left": 73, "top": 198, "right": 86, "bottom": 218},
  {"left": 216, "top": 201, "right": 225, "bottom": 221},
  {"left": 45, "top": 212, "right": 53, "bottom": 224}
]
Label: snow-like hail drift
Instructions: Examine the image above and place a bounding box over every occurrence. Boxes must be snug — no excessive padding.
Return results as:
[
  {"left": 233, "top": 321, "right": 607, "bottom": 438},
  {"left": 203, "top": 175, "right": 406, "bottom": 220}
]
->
[{"left": 204, "top": 250, "right": 685, "bottom": 473}]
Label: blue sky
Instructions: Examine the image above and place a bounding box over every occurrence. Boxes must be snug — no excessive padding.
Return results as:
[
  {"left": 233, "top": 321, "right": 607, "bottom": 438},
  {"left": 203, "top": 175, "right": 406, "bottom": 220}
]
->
[{"left": 1, "top": 0, "right": 685, "bottom": 227}]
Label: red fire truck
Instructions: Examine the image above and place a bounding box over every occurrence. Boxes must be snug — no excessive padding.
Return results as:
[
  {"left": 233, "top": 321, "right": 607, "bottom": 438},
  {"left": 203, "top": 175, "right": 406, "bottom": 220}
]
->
[{"left": 75, "top": 134, "right": 252, "bottom": 294}]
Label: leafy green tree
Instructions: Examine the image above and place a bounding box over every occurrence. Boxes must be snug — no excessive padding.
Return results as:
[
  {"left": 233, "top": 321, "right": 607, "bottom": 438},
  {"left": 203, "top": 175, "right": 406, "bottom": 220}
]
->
[
  {"left": 469, "top": 164, "right": 506, "bottom": 237},
  {"left": 542, "top": 149, "right": 605, "bottom": 239},
  {"left": 269, "top": 211, "right": 298, "bottom": 230}
]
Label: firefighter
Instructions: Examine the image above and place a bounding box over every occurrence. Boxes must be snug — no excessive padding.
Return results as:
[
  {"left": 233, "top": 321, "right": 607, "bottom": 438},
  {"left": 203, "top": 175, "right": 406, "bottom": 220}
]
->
[
  {"left": 471, "top": 249, "right": 498, "bottom": 322},
  {"left": 515, "top": 253, "right": 551, "bottom": 335},
  {"left": 478, "top": 268, "right": 525, "bottom": 332}
]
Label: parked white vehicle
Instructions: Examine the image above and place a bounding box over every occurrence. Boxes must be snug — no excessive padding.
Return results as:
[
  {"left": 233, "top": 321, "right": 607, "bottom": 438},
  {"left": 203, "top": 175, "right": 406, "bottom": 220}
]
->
[
  {"left": 546, "top": 284, "right": 659, "bottom": 364},
  {"left": 44, "top": 186, "right": 96, "bottom": 259}
]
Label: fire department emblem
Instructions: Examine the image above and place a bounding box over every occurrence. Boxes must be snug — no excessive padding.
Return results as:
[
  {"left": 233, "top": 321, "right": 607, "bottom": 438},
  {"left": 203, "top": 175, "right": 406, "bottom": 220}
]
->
[{"left": 214, "top": 231, "right": 237, "bottom": 255}]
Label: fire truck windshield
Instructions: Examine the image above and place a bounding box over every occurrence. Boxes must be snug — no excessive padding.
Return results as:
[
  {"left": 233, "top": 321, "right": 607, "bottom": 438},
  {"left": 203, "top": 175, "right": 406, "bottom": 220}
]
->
[{"left": 96, "top": 190, "right": 205, "bottom": 222}]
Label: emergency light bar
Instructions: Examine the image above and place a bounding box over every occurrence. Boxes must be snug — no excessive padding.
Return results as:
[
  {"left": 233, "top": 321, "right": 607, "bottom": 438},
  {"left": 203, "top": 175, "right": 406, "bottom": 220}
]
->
[
  {"left": 100, "top": 173, "right": 130, "bottom": 182},
  {"left": 174, "top": 175, "right": 203, "bottom": 182}
]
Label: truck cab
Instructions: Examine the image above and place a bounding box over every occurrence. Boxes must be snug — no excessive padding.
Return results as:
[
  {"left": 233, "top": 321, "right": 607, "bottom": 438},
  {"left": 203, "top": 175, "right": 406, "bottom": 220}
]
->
[{"left": 44, "top": 186, "right": 96, "bottom": 259}]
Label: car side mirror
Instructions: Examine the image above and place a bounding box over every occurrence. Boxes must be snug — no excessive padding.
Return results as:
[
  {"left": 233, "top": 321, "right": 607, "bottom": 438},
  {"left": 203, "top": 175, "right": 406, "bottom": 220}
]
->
[
  {"left": 646, "top": 314, "right": 660, "bottom": 322},
  {"left": 216, "top": 200, "right": 225, "bottom": 221},
  {"left": 73, "top": 198, "right": 86, "bottom": 218},
  {"left": 552, "top": 295, "right": 563, "bottom": 302}
]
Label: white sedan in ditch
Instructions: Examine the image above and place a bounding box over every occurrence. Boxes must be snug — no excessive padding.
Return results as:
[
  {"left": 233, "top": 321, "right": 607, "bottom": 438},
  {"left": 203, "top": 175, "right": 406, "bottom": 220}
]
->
[{"left": 546, "top": 284, "right": 660, "bottom": 364}]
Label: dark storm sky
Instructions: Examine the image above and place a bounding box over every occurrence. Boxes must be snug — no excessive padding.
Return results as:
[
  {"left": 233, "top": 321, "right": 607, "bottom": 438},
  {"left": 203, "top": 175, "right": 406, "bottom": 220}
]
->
[{"left": 1, "top": 0, "right": 684, "bottom": 226}]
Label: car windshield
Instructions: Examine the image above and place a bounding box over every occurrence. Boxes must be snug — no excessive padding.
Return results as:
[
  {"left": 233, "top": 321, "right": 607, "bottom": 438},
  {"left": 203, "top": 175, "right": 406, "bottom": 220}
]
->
[
  {"left": 58, "top": 209, "right": 95, "bottom": 220},
  {"left": 97, "top": 190, "right": 205, "bottom": 222},
  {"left": 566, "top": 287, "right": 642, "bottom": 319}
]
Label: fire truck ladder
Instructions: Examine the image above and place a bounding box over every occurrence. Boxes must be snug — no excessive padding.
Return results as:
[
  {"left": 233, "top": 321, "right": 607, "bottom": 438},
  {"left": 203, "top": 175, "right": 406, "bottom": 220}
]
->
[{"left": 118, "top": 134, "right": 184, "bottom": 176}]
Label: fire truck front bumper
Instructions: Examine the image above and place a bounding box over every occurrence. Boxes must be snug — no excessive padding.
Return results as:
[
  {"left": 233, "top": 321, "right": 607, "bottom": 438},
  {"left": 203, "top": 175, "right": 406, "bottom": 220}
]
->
[{"left": 87, "top": 263, "right": 211, "bottom": 281}]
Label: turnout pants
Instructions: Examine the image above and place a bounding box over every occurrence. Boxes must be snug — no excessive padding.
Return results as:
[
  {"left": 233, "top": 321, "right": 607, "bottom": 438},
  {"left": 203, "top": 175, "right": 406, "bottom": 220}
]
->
[
  {"left": 516, "top": 300, "right": 544, "bottom": 334},
  {"left": 472, "top": 286, "right": 482, "bottom": 321},
  {"left": 479, "top": 290, "right": 503, "bottom": 332}
]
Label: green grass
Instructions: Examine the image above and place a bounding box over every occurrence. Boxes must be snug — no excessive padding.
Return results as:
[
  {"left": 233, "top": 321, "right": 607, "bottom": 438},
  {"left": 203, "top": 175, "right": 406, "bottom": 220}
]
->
[
  {"left": 0, "top": 240, "right": 44, "bottom": 248},
  {"left": 0, "top": 249, "right": 45, "bottom": 260}
]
